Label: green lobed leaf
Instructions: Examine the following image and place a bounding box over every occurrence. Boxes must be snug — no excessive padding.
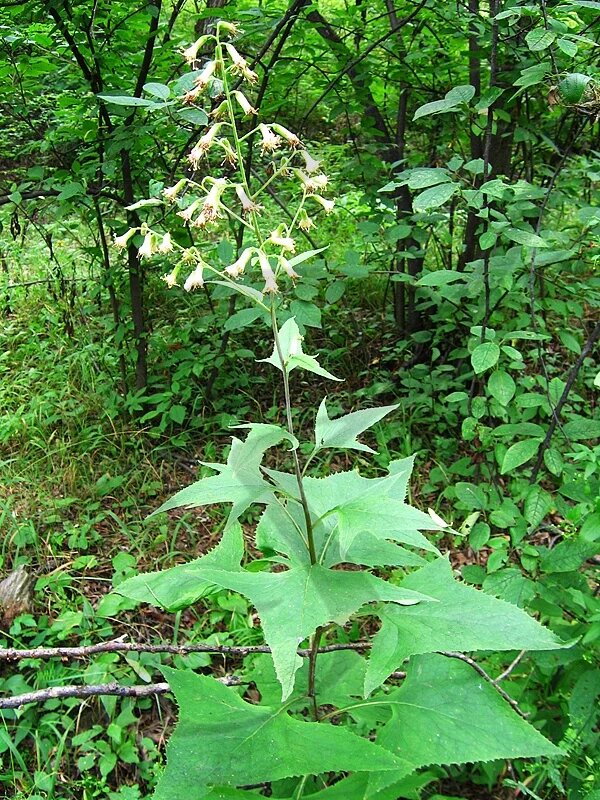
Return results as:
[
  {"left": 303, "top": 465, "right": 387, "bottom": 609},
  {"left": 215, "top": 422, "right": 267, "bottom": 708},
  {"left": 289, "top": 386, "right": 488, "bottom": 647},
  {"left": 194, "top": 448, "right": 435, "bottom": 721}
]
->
[
  {"left": 500, "top": 439, "right": 541, "bottom": 474},
  {"left": 367, "top": 653, "right": 562, "bottom": 794},
  {"left": 364, "top": 558, "right": 566, "bottom": 695},
  {"left": 114, "top": 524, "right": 243, "bottom": 610},
  {"left": 153, "top": 669, "right": 406, "bottom": 799},
  {"left": 149, "top": 424, "right": 296, "bottom": 521},
  {"left": 260, "top": 317, "right": 342, "bottom": 381},
  {"left": 314, "top": 399, "right": 399, "bottom": 454}
]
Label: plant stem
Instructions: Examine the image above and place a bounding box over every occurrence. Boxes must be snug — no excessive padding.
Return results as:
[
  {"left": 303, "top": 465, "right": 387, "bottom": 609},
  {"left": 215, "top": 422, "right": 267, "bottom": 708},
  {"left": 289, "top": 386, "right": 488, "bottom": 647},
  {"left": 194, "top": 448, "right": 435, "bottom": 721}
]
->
[{"left": 307, "top": 626, "right": 323, "bottom": 721}]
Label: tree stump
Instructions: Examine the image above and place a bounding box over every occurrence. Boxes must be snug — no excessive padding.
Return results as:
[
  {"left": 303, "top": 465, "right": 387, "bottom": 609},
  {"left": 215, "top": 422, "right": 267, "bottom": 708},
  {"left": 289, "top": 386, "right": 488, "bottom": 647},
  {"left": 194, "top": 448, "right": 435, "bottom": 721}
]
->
[{"left": 0, "top": 565, "right": 35, "bottom": 626}]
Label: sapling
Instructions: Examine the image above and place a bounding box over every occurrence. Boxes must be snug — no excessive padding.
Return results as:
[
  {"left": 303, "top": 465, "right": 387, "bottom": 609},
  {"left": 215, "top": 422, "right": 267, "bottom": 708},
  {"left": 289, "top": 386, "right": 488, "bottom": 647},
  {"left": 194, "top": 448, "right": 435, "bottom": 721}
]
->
[{"left": 114, "top": 21, "right": 568, "bottom": 800}]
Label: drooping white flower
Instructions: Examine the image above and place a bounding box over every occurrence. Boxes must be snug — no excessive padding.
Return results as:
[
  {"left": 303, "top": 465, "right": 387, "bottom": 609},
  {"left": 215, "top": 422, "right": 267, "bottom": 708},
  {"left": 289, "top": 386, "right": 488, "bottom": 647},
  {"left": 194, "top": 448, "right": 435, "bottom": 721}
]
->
[
  {"left": 225, "top": 247, "right": 254, "bottom": 278},
  {"left": 194, "top": 59, "right": 216, "bottom": 91},
  {"left": 217, "top": 21, "right": 240, "bottom": 37},
  {"left": 271, "top": 123, "right": 302, "bottom": 149},
  {"left": 113, "top": 228, "right": 136, "bottom": 249},
  {"left": 300, "top": 150, "right": 320, "bottom": 174},
  {"left": 267, "top": 227, "right": 295, "bottom": 253},
  {"left": 258, "top": 123, "right": 281, "bottom": 154},
  {"left": 232, "top": 91, "right": 257, "bottom": 116},
  {"left": 162, "top": 268, "right": 179, "bottom": 288},
  {"left": 188, "top": 125, "right": 222, "bottom": 167},
  {"left": 224, "top": 43, "right": 257, "bottom": 82},
  {"left": 158, "top": 232, "right": 174, "bottom": 253},
  {"left": 279, "top": 255, "right": 299, "bottom": 281},
  {"left": 235, "top": 185, "right": 262, "bottom": 215},
  {"left": 257, "top": 249, "right": 278, "bottom": 293},
  {"left": 298, "top": 210, "right": 315, "bottom": 232},
  {"left": 202, "top": 177, "right": 227, "bottom": 221},
  {"left": 218, "top": 138, "right": 238, "bottom": 166},
  {"left": 181, "top": 35, "right": 211, "bottom": 65},
  {"left": 177, "top": 199, "right": 202, "bottom": 222},
  {"left": 184, "top": 263, "right": 205, "bottom": 291},
  {"left": 295, "top": 169, "right": 329, "bottom": 194},
  {"left": 138, "top": 232, "right": 155, "bottom": 259},
  {"left": 163, "top": 179, "right": 187, "bottom": 202},
  {"left": 312, "top": 195, "right": 335, "bottom": 214}
]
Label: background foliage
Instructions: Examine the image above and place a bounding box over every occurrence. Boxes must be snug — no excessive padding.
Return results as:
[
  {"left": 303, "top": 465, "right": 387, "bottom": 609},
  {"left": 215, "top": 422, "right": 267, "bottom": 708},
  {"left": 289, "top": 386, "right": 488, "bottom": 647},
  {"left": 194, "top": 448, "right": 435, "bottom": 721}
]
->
[{"left": 0, "top": 0, "right": 598, "bottom": 798}]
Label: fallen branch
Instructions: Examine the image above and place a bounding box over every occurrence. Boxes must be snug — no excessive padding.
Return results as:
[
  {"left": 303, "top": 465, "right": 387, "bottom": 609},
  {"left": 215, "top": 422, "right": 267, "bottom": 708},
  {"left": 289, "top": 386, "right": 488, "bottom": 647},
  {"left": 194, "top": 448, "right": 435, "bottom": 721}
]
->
[
  {"left": 0, "top": 639, "right": 371, "bottom": 661},
  {"left": 0, "top": 675, "right": 242, "bottom": 710}
]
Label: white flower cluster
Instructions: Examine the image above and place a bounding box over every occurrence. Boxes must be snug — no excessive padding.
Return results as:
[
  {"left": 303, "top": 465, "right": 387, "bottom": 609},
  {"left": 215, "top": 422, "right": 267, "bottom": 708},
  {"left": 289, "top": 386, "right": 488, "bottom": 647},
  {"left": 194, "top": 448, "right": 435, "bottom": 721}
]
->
[{"left": 112, "top": 20, "right": 334, "bottom": 297}]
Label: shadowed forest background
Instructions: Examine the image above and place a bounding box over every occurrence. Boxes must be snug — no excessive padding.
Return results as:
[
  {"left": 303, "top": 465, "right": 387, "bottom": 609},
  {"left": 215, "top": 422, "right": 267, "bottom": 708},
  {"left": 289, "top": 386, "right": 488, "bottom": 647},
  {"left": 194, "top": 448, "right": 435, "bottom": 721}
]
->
[{"left": 0, "top": 1, "right": 599, "bottom": 798}]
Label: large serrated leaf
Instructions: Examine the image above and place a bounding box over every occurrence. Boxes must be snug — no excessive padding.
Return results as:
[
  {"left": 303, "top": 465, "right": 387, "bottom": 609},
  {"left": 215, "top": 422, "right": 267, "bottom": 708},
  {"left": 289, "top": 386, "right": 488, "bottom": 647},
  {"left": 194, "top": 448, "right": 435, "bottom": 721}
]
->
[
  {"left": 150, "top": 424, "right": 295, "bottom": 521},
  {"left": 260, "top": 317, "right": 341, "bottom": 381},
  {"left": 367, "top": 653, "right": 562, "bottom": 794},
  {"left": 364, "top": 558, "right": 567, "bottom": 695},
  {"left": 314, "top": 399, "right": 399, "bottom": 453},
  {"left": 154, "top": 669, "right": 406, "bottom": 799},
  {"left": 115, "top": 523, "right": 244, "bottom": 611}
]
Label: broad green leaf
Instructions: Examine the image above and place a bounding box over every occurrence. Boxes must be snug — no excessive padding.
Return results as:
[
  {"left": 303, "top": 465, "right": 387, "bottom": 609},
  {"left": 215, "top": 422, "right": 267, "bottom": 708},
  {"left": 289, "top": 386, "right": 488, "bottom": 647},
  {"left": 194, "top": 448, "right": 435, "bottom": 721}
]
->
[
  {"left": 256, "top": 497, "right": 426, "bottom": 571},
  {"left": 150, "top": 424, "right": 296, "bottom": 521},
  {"left": 544, "top": 447, "right": 564, "bottom": 476},
  {"left": 483, "top": 568, "right": 536, "bottom": 607},
  {"left": 179, "top": 564, "right": 432, "bottom": 701},
  {"left": 562, "top": 417, "right": 600, "bottom": 440},
  {"left": 413, "top": 85, "right": 475, "bottom": 120},
  {"left": 417, "top": 270, "right": 465, "bottom": 287},
  {"left": 454, "top": 482, "right": 487, "bottom": 510},
  {"left": 368, "top": 654, "right": 562, "bottom": 793},
  {"left": 504, "top": 228, "right": 549, "bottom": 248},
  {"left": 413, "top": 182, "right": 459, "bottom": 212},
  {"left": 479, "top": 231, "right": 497, "bottom": 250},
  {"left": 405, "top": 168, "right": 452, "bottom": 189},
  {"left": 559, "top": 73, "right": 591, "bottom": 103},
  {"left": 210, "top": 280, "right": 265, "bottom": 305},
  {"left": 177, "top": 107, "right": 209, "bottom": 125},
  {"left": 260, "top": 317, "right": 342, "bottom": 381},
  {"left": 500, "top": 439, "right": 541, "bottom": 474},
  {"left": 513, "top": 62, "right": 550, "bottom": 89},
  {"left": 540, "top": 538, "right": 599, "bottom": 573},
  {"left": 223, "top": 307, "right": 262, "bottom": 332},
  {"left": 154, "top": 669, "right": 405, "bottom": 799},
  {"left": 314, "top": 398, "right": 399, "bottom": 454},
  {"left": 143, "top": 81, "right": 170, "bottom": 99},
  {"left": 525, "top": 28, "right": 556, "bottom": 51},
  {"left": 488, "top": 370, "right": 516, "bottom": 405},
  {"left": 524, "top": 486, "right": 552, "bottom": 529},
  {"left": 364, "top": 558, "right": 566, "bottom": 695},
  {"left": 471, "top": 342, "right": 500, "bottom": 374},
  {"left": 115, "top": 523, "right": 244, "bottom": 611},
  {"left": 556, "top": 38, "right": 578, "bottom": 57},
  {"left": 97, "top": 93, "right": 158, "bottom": 107},
  {"left": 287, "top": 246, "right": 328, "bottom": 268}
]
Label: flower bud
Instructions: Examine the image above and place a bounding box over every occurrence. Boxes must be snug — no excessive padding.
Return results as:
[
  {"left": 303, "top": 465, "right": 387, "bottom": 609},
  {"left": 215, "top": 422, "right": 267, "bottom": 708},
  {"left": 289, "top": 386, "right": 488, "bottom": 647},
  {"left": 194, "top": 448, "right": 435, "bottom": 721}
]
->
[
  {"left": 235, "top": 185, "right": 262, "bottom": 215},
  {"left": 312, "top": 195, "right": 335, "bottom": 214},
  {"left": 159, "top": 232, "right": 174, "bottom": 253},
  {"left": 183, "top": 263, "right": 205, "bottom": 291},
  {"left": 225, "top": 247, "right": 254, "bottom": 278},
  {"left": 257, "top": 249, "right": 279, "bottom": 293},
  {"left": 258, "top": 123, "right": 281, "bottom": 154},
  {"left": 232, "top": 91, "right": 257, "bottom": 116},
  {"left": 163, "top": 179, "right": 187, "bottom": 202},
  {"left": 210, "top": 100, "right": 229, "bottom": 120},
  {"left": 271, "top": 123, "right": 302, "bottom": 149},
  {"left": 138, "top": 232, "right": 155, "bottom": 259},
  {"left": 300, "top": 150, "right": 320, "bottom": 174},
  {"left": 181, "top": 35, "right": 212, "bottom": 65},
  {"left": 113, "top": 228, "right": 136, "bottom": 249}
]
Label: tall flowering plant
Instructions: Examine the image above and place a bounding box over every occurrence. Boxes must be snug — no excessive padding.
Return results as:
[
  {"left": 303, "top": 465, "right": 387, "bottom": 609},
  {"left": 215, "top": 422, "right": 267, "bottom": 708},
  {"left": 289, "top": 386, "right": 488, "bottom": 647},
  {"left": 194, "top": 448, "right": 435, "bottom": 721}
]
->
[{"left": 112, "top": 21, "right": 567, "bottom": 800}]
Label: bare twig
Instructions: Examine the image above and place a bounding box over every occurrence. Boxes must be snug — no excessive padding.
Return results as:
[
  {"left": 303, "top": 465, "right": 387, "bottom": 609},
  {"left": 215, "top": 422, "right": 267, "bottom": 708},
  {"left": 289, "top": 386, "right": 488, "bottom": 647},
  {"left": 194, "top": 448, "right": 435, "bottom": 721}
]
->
[
  {"left": 441, "top": 651, "right": 528, "bottom": 718},
  {"left": 0, "top": 639, "right": 372, "bottom": 662},
  {"left": 0, "top": 676, "right": 242, "bottom": 710},
  {"left": 494, "top": 650, "right": 526, "bottom": 683}
]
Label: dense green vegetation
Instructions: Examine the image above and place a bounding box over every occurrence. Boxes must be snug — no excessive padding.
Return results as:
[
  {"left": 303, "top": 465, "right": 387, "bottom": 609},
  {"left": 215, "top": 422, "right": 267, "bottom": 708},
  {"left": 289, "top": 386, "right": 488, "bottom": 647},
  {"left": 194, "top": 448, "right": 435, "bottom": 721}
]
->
[{"left": 0, "top": 1, "right": 599, "bottom": 799}]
